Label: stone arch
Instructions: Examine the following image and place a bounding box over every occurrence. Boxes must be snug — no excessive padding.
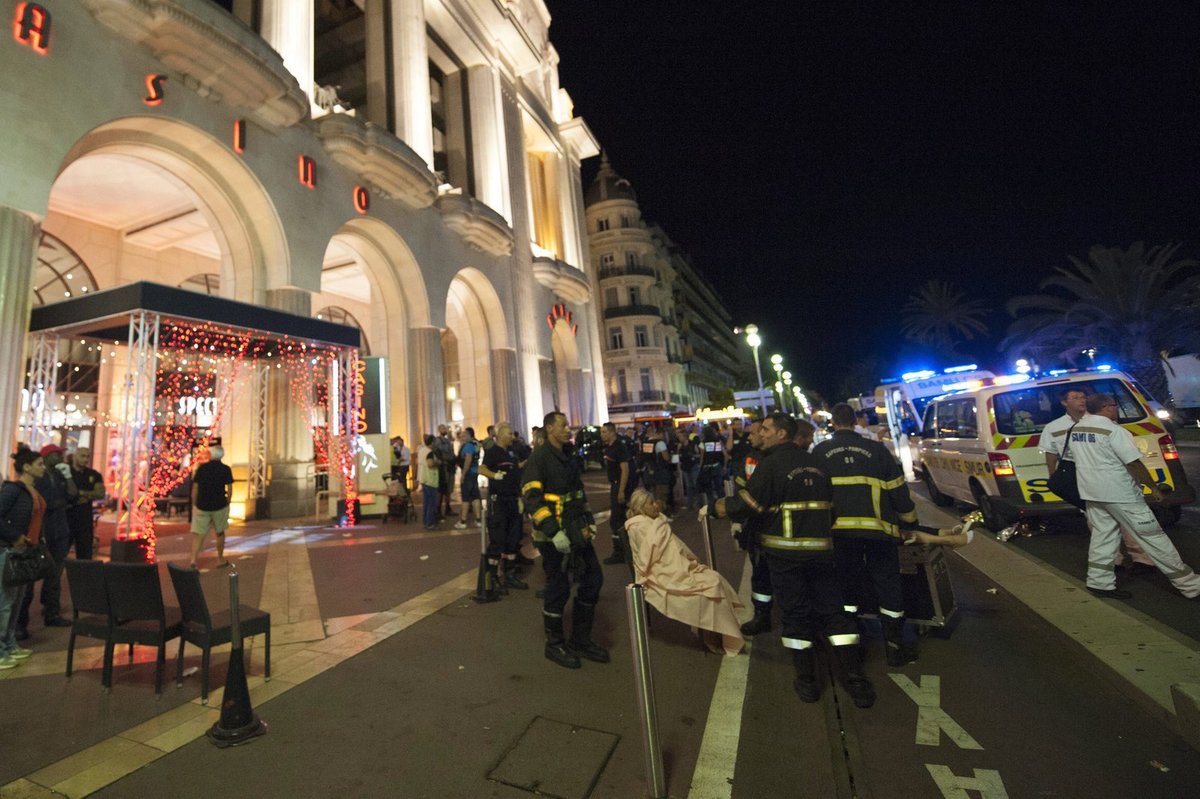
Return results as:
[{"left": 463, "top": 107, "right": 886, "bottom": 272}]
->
[
  {"left": 55, "top": 116, "right": 288, "bottom": 304},
  {"left": 445, "top": 268, "right": 511, "bottom": 428}
]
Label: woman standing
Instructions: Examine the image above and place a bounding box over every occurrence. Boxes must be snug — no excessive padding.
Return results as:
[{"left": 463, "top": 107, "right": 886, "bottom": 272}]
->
[
  {"left": 0, "top": 447, "right": 47, "bottom": 668},
  {"left": 624, "top": 488, "right": 744, "bottom": 656}
]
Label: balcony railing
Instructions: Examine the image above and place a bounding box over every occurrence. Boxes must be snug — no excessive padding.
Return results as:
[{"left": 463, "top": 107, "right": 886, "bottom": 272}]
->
[
  {"left": 599, "top": 265, "right": 656, "bottom": 281},
  {"left": 604, "top": 304, "right": 661, "bottom": 320},
  {"left": 640, "top": 389, "right": 666, "bottom": 402},
  {"left": 608, "top": 389, "right": 668, "bottom": 406}
]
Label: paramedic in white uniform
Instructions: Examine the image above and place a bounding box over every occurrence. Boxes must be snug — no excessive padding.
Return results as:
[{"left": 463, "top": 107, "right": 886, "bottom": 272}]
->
[{"left": 1070, "top": 393, "right": 1200, "bottom": 600}]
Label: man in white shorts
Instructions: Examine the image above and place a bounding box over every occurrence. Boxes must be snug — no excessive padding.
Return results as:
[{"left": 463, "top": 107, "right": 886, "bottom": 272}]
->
[{"left": 190, "top": 445, "right": 234, "bottom": 569}]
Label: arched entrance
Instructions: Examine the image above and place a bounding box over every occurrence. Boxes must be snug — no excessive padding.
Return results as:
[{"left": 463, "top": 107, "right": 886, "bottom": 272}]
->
[{"left": 444, "top": 268, "right": 514, "bottom": 430}]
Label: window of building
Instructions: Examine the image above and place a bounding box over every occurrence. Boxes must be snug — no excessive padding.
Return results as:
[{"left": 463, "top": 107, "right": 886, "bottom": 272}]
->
[
  {"left": 609, "top": 327, "right": 624, "bottom": 350},
  {"left": 628, "top": 286, "right": 641, "bottom": 305},
  {"left": 634, "top": 326, "right": 648, "bottom": 347},
  {"left": 617, "top": 369, "right": 628, "bottom": 396},
  {"left": 625, "top": 251, "right": 638, "bottom": 267},
  {"left": 605, "top": 287, "right": 619, "bottom": 307},
  {"left": 600, "top": 253, "right": 615, "bottom": 268},
  {"left": 640, "top": 368, "right": 652, "bottom": 393},
  {"left": 597, "top": 218, "right": 610, "bottom": 232},
  {"left": 620, "top": 215, "right": 631, "bottom": 228}
]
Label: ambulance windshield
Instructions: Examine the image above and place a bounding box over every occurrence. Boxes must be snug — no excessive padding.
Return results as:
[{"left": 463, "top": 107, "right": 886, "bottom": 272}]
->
[{"left": 992, "top": 379, "right": 1147, "bottom": 436}]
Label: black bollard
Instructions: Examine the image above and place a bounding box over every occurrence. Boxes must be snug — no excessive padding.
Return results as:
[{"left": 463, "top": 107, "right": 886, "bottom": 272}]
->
[
  {"left": 472, "top": 478, "right": 495, "bottom": 603},
  {"left": 208, "top": 568, "right": 267, "bottom": 748}
]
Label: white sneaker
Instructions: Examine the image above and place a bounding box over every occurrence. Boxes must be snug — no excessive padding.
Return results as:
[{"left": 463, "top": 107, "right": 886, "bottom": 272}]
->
[
  {"left": 0, "top": 655, "right": 18, "bottom": 670},
  {"left": 453, "top": 521, "right": 467, "bottom": 530},
  {"left": 9, "top": 647, "right": 32, "bottom": 660}
]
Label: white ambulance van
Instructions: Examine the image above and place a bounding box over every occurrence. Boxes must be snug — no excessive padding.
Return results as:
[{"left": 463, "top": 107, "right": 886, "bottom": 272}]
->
[{"left": 916, "top": 369, "right": 1194, "bottom": 530}]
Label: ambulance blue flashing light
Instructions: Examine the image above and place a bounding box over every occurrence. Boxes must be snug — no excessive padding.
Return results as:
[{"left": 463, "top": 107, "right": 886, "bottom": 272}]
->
[
  {"left": 943, "top": 364, "right": 978, "bottom": 374},
  {"left": 1047, "top": 369, "right": 1070, "bottom": 377},
  {"left": 1096, "top": 364, "right": 1113, "bottom": 372},
  {"left": 901, "top": 369, "right": 937, "bottom": 382}
]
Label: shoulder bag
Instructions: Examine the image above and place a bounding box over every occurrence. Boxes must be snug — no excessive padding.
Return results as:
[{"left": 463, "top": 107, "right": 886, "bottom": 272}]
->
[{"left": 1046, "top": 423, "right": 1085, "bottom": 510}]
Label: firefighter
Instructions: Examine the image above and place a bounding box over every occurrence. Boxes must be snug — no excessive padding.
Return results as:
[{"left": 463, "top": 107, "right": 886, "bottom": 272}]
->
[
  {"left": 704, "top": 412, "right": 874, "bottom": 707},
  {"left": 599, "top": 423, "right": 632, "bottom": 565},
  {"left": 523, "top": 411, "right": 608, "bottom": 669},
  {"left": 478, "top": 422, "right": 528, "bottom": 600},
  {"left": 730, "top": 420, "right": 774, "bottom": 636},
  {"left": 813, "top": 403, "right": 920, "bottom": 667}
]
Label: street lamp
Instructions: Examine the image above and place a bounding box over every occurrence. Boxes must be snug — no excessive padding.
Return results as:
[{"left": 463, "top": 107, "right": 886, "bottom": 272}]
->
[
  {"left": 735, "top": 324, "right": 768, "bottom": 417},
  {"left": 783, "top": 372, "right": 794, "bottom": 414},
  {"left": 793, "top": 386, "right": 807, "bottom": 416}
]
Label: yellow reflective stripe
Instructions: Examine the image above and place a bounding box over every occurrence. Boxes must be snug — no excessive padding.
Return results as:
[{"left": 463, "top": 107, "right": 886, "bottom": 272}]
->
[
  {"left": 778, "top": 501, "right": 833, "bottom": 511},
  {"left": 522, "top": 481, "right": 543, "bottom": 494},
  {"left": 761, "top": 535, "right": 833, "bottom": 551},
  {"left": 898, "top": 509, "right": 918, "bottom": 523},
  {"left": 543, "top": 491, "right": 584, "bottom": 502},
  {"left": 531, "top": 507, "right": 552, "bottom": 523},
  {"left": 881, "top": 475, "right": 906, "bottom": 490},
  {"left": 738, "top": 489, "right": 763, "bottom": 513},
  {"left": 832, "top": 517, "right": 900, "bottom": 537},
  {"left": 871, "top": 481, "right": 881, "bottom": 520},
  {"left": 544, "top": 493, "right": 561, "bottom": 501},
  {"left": 830, "top": 475, "right": 904, "bottom": 490}
]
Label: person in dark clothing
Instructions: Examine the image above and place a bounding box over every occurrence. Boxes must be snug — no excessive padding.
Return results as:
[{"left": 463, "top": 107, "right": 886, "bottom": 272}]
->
[
  {"left": 189, "top": 445, "right": 234, "bottom": 569},
  {"left": 729, "top": 420, "right": 774, "bottom": 636},
  {"left": 600, "top": 423, "right": 632, "bottom": 564},
  {"left": 436, "top": 425, "right": 456, "bottom": 519},
  {"left": 813, "top": 403, "right": 920, "bottom": 667},
  {"left": 477, "top": 422, "right": 528, "bottom": 600},
  {"left": 697, "top": 423, "right": 726, "bottom": 507},
  {"left": 1, "top": 447, "right": 46, "bottom": 666},
  {"left": 18, "top": 444, "right": 76, "bottom": 637},
  {"left": 523, "top": 411, "right": 607, "bottom": 669},
  {"left": 67, "top": 447, "right": 105, "bottom": 560},
  {"left": 705, "top": 412, "right": 875, "bottom": 708}
]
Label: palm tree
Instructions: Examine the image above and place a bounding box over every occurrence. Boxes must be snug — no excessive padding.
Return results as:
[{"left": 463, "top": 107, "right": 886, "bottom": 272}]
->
[
  {"left": 900, "top": 280, "right": 989, "bottom": 358},
  {"left": 1003, "top": 242, "right": 1200, "bottom": 402}
]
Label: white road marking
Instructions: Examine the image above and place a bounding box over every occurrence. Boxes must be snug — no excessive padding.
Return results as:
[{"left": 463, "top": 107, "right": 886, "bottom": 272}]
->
[
  {"left": 889, "top": 674, "right": 983, "bottom": 750},
  {"left": 687, "top": 554, "right": 753, "bottom": 799},
  {"left": 925, "top": 765, "right": 1010, "bottom": 798}
]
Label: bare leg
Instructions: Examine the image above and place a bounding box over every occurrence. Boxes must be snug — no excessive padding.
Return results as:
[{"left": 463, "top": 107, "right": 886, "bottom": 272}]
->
[
  {"left": 216, "top": 531, "right": 227, "bottom": 565},
  {"left": 190, "top": 531, "right": 206, "bottom": 567}
]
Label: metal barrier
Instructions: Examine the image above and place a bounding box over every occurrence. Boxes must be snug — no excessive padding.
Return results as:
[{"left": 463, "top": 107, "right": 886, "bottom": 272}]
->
[
  {"left": 626, "top": 583, "right": 666, "bottom": 798},
  {"left": 700, "top": 512, "right": 717, "bottom": 571}
]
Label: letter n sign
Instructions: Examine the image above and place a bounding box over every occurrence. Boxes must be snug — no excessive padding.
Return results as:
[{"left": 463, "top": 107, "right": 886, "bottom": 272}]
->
[
  {"left": 298, "top": 155, "right": 317, "bottom": 189},
  {"left": 13, "top": 3, "right": 51, "bottom": 54}
]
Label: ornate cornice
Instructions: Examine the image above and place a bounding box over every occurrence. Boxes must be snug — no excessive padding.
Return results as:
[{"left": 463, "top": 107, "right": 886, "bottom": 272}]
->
[
  {"left": 434, "top": 194, "right": 514, "bottom": 256},
  {"left": 317, "top": 115, "right": 439, "bottom": 209},
  {"left": 80, "top": 0, "right": 309, "bottom": 127},
  {"left": 532, "top": 256, "right": 591, "bottom": 304}
]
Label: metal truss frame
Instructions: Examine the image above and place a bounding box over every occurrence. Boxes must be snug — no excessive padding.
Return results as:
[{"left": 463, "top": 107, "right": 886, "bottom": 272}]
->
[
  {"left": 115, "top": 310, "right": 160, "bottom": 540},
  {"left": 248, "top": 362, "right": 269, "bottom": 499},
  {"left": 25, "top": 333, "right": 60, "bottom": 450}
]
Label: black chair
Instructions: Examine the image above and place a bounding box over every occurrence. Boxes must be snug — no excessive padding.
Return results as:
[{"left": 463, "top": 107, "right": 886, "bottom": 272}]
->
[
  {"left": 64, "top": 559, "right": 114, "bottom": 687},
  {"left": 167, "top": 563, "right": 271, "bottom": 704},
  {"left": 105, "top": 562, "right": 183, "bottom": 695}
]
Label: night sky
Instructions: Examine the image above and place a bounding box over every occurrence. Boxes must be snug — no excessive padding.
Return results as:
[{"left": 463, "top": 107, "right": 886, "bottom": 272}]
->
[{"left": 544, "top": 1, "right": 1200, "bottom": 399}]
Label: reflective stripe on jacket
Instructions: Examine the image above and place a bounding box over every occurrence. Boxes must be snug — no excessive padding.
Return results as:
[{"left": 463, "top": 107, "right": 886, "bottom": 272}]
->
[{"left": 812, "top": 430, "right": 917, "bottom": 540}]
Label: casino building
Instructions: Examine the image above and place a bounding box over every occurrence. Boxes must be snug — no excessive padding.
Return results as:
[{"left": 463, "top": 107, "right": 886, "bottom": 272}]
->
[{"left": 0, "top": 0, "right": 605, "bottom": 517}]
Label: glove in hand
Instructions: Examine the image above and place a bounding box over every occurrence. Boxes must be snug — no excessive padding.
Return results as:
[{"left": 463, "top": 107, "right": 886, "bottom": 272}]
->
[
  {"left": 697, "top": 505, "right": 709, "bottom": 523},
  {"left": 492, "top": 471, "right": 506, "bottom": 481},
  {"left": 56, "top": 463, "right": 72, "bottom": 478},
  {"left": 552, "top": 530, "right": 571, "bottom": 554}
]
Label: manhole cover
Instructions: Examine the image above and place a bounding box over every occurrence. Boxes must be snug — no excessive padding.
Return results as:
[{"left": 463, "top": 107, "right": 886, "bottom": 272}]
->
[{"left": 489, "top": 716, "right": 620, "bottom": 799}]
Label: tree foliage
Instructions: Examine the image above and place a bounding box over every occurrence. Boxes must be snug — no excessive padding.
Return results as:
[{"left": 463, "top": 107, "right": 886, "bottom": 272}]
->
[
  {"left": 900, "top": 280, "right": 989, "bottom": 358},
  {"left": 1003, "top": 242, "right": 1200, "bottom": 401}
]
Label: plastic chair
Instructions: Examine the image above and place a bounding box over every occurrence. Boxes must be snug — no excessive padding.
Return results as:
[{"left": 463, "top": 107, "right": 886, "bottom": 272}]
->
[
  {"left": 64, "top": 559, "right": 114, "bottom": 687},
  {"left": 104, "top": 562, "right": 183, "bottom": 695},
  {"left": 167, "top": 563, "right": 271, "bottom": 704}
]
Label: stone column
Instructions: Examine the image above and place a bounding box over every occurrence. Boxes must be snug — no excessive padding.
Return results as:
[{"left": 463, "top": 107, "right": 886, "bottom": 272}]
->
[
  {"left": 261, "top": 0, "right": 317, "bottom": 114},
  {"left": 409, "top": 326, "right": 446, "bottom": 438},
  {"left": 490, "top": 348, "right": 524, "bottom": 432},
  {"left": 265, "top": 287, "right": 315, "bottom": 518},
  {"left": 0, "top": 206, "right": 38, "bottom": 454},
  {"left": 365, "top": 0, "right": 434, "bottom": 166},
  {"left": 467, "top": 65, "right": 511, "bottom": 221}
]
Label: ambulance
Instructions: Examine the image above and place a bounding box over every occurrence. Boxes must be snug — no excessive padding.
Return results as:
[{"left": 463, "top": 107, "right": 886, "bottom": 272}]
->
[
  {"left": 875, "top": 366, "right": 996, "bottom": 479},
  {"left": 916, "top": 369, "right": 1194, "bottom": 530}
]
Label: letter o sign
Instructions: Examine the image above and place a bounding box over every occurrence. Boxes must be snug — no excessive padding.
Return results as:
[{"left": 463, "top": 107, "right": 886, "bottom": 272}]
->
[{"left": 354, "top": 186, "right": 369, "bottom": 214}]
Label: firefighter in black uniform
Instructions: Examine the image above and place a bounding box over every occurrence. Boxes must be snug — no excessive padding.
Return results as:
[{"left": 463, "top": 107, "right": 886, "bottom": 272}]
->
[
  {"left": 706, "top": 412, "right": 875, "bottom": 707},
  {"left": 522, "top": 411, "right": 608, "bottom": 669},
  {"left": 478, "top": 421, "right": 528, "bottom": 601},
  {"left": 599, "top": 423, "right": 632, "bottom": 565},
  {"left": 813, "top": 403, "right": 919, "bottom": 666},
  {"left": 729, "top": 420, "right": 774, "bottom": 636}
]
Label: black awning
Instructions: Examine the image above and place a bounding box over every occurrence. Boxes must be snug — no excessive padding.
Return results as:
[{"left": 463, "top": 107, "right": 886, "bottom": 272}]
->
[{"left": 28, "top": 281, "right": 361, "bottom": 349}]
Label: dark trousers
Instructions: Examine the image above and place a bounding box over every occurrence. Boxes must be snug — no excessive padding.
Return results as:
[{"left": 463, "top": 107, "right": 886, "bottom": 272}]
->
[
  {"left": 747, "top": 540, "right": 774, "bottom": 611},
  {"left": 422, "top": 484, "right": 439, "bottom": 527},
  {"left": 766, "top": 553, "right": 855, "bottom": 644},
  {"left": 537, "top": 542, "right": 603, "bottom": 616},
  {"left": 486, "top": 496, "right": 523, "bottom": 558},
  {"left": 18, "top": 534, "right": 70, "bottom": 626},
  {"left": 833, "top": 536, "right": 903, "bottom": 615},
  {"left": 608, "top": 482, "right": 628, "bottom": 539},
  {"left": 67, "top": 505, "right": 94, "bottom": 560}
]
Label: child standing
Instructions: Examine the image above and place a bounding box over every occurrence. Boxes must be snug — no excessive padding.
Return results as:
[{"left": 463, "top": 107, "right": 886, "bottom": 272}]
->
[{"left": 420, "top": 449, "right": 440, "bottom": 530}]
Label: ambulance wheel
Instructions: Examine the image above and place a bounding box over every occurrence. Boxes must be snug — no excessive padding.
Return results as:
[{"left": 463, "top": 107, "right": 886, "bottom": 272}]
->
[
  {"left": 970, "top": 483, "right": 1008, "bottom": 532},
  {"left": 1153, "top": 505, "right": 1183, "bottom": 528},
  {"left": 922, "top": 470, "right": 954, "bottom": 507}
]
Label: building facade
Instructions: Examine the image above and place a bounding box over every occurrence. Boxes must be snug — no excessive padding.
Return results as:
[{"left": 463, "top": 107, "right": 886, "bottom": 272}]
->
[
  {"left": 0, "top": 0, "right": 604, "bottom": 516},
  {"left": 584, "top": 155, "right": 741, "bottom": 423}
]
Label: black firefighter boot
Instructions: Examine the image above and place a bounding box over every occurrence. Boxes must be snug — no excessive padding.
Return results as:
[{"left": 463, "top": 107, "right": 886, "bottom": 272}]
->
[
  {"left": 740, "top": 605, "right": 773, "bottom": 637},
  {"left": 883, "top": 616, "right": 916, "bottom": 667},
  {"left": 792, "top": 647, "right": 822, "bottom": 703},
  {"left": 603, "top": 535, "right": 627, "bottom": 565},
  {"left": 569, "top": 600, "right": 611, "bottom": 663},
  {"left": 545, "top": 614, "right": 581, "bottom": 669},
  {"left": 503, "top": 559, "right": 529, "bottom": 590},
  {"left": 835, "top": 644, "right": 876, "bottom": 708}
]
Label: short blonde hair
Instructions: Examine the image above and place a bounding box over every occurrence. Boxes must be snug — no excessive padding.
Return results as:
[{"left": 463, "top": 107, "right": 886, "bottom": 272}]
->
[{"left": 628, "top": 488, "right": 655, "bottom": 517}]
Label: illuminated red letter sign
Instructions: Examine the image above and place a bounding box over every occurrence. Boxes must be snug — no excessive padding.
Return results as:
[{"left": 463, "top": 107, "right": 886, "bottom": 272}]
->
[
  {"left": 144, "top": 74, "right": 167, "bottom": 106},
  {"left": 354, "top": 186, "right": 369, "bottom": 214},
  {"left": 13, "top": 3, "right": 51, "bottom": 54},
  {"left": 298, "top": 155, "right": 317, "bottom": 189},
  {"left": 233, "top": 120, "right": 246, "bottom": 154}
]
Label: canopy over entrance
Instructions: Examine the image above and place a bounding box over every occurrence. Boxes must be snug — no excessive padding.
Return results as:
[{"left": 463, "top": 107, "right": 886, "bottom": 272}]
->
[{"left": 26, "top": 282, "right": 363, "bottom": 556}]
